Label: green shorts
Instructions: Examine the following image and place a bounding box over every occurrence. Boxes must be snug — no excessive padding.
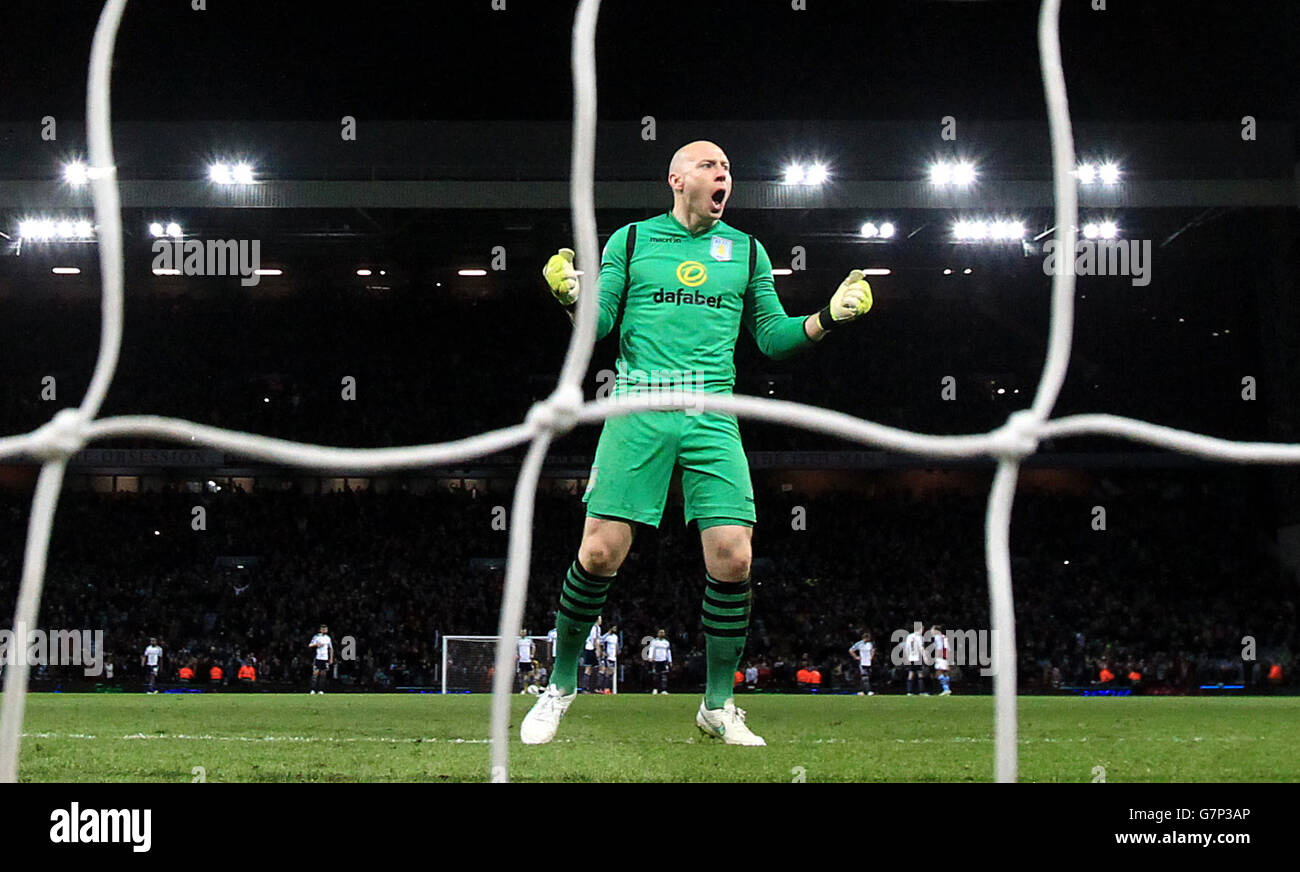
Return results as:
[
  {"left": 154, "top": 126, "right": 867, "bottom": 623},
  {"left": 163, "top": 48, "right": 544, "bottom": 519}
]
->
[{"left": 583, "top": 409, "right": 755, "bottom": 529}]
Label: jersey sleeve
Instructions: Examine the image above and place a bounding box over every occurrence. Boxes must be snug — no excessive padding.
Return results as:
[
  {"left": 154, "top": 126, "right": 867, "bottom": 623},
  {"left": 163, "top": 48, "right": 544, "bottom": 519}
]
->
[
  {"left": 741, "top": 237, "right": 815, "bottom": 360},
  {"left": 594, "top": 224, "right": 632, "bottom": 341}
]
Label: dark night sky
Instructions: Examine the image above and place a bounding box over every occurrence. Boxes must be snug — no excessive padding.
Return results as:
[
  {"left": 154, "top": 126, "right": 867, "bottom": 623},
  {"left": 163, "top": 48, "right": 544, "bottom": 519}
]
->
[{"left": 1, "top": 0, "right": 1296, "bottom": 123}]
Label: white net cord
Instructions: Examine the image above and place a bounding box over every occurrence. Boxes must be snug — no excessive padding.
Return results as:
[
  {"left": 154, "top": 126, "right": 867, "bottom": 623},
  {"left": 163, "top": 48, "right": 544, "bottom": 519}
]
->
[{"left": 5, "top": 0, "right": 1300, "bottom": 784}]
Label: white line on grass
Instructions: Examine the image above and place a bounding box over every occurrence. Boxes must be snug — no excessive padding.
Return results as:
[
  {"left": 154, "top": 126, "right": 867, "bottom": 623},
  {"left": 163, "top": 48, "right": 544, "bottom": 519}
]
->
[{"left": 21, "top": 732, "right": 1250, "bottom": 745}]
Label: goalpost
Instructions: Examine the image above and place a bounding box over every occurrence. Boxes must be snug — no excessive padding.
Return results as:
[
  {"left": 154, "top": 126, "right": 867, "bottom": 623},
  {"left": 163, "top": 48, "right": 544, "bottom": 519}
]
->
[
  {"left": 441, "top": 635, "right": 620, "bottom": 694},
  {"left": 443, "top": 635, "right": 554, "bottom": 695}
]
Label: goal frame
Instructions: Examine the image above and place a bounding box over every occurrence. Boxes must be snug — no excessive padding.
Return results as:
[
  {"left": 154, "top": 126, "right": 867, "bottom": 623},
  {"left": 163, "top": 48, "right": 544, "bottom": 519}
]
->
[
  {"left": 440, "top": 635, "right": 619, "bottom": 694},
  {"left": 442, "top": 635, "right": 556, "bottom": 695}
]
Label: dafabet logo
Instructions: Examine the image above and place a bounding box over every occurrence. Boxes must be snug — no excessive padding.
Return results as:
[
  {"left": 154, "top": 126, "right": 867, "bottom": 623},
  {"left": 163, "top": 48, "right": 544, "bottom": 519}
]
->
[{"left": 675, "top": 260, "right": 708, "bottom": 287}]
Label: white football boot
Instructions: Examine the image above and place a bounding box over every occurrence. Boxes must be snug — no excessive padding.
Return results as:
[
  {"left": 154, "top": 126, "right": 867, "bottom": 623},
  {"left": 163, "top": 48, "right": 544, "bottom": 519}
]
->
[
  {"left": 520, "top": 684, "right": 576, "bottom": 745},
  {"left": 696, "top": 699, "right": 766, "bottom": 746}
]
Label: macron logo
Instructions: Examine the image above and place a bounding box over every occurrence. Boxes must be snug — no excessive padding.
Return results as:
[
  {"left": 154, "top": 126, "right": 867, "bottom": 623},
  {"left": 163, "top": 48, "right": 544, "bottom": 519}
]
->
[{"left": 49, "top": 803, "right": 151, "bottom": 853}]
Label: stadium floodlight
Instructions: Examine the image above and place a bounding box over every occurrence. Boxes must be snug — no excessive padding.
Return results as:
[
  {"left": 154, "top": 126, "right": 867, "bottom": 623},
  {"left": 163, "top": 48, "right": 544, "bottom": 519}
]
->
[
  {"left": 148, "top": 222, "right": 164, "bottom": 238},
  {"left": 1098, "top": 163, "right": 1121, "bottom": 185},
  {"left": 458, "top": 268, "right": 488, "bottom": 276},
  {"left": 51, "top": 267, "right": 81, "bottom": 275},
  {"left": 1075, "top": 163, "right": 1097, "bottom": 183},
  {"left": 943, "top": 268, "right": 953, "bottom": 275},
  {"left": 1082, "top": 221, "right": 1118, "bottom": 240},
  {"left": 19, "top": 220, "right": 47, "bottom": 240},
  {"left": 772, "top": 268, "right": 793, "bottom": 276},
  {"left": 20, "top": 218, "right": 95, "bottom": 241},
  {"left": 209, "top": 161, "right": 255, "bottom": 184},
  {"left": 933, "top": 161, "right": 976, "bottom": 186},
  {"left": 56, "top": 218, "right": 95, "bottom": 240},
  {"left": 356, "top": 269, "right": 373, "bottom": 276},
  {"left": 63, "top": 162, "right": 89, "bottom": 186},
  {"left": 963, "top": 268, "right": 973, "bottom": 274},
  {"left": 783, "top": 161, "right": 828, "bottom": 185},
  {"left": 152, "top": 268, "right": 181, "bottom": 276},
  {"left": 862, "top": 268, "right": 892, "bottom": 276},
  {"left": 165, "top": 222, "right": 182, "bottom": 239},
  {"left": 994, "top": 220, "right": 1024, "bottom": 240},
  {"left": 253, "top": 268, "right": 282, "bottom": 276},
  {"left": 860, "top": 221, "right": 896, "bottom": 240},
  {"left": 954, "top": 219, "right": 1023, "bottom": 242}
]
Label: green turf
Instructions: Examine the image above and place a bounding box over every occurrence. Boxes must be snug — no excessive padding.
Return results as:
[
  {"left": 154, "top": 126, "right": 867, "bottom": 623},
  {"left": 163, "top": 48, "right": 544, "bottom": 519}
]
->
[{"left": 8, "top": 692, "right": 1299, "bottom": 782}]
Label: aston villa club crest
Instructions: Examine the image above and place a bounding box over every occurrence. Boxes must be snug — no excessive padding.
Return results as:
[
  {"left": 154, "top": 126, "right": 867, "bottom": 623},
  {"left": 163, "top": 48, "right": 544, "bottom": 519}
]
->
[{"left": 709, "top": 236, "right": 733, "bottom": 261}]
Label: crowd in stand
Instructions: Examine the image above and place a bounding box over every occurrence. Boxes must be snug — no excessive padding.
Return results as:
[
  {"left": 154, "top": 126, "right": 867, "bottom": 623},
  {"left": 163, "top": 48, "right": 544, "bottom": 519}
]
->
[
  {"left": 0, "top": 472, "right": 1292, "bottom": 693},
  {"left": 0, "top": 287, "right": 1271, "bottom": 454}
]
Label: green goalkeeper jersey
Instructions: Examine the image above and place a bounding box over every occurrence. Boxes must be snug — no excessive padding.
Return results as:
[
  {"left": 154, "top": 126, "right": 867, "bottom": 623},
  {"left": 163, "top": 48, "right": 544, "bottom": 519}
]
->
[{"left": 595, "top": 212, "right": 813, "bottom": 395}]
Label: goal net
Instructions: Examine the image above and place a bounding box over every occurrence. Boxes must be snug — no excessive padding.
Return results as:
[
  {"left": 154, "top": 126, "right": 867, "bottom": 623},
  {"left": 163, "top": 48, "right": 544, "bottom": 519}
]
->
[{"left": 442, "top": 635, "right": 554, "bottom": 694}]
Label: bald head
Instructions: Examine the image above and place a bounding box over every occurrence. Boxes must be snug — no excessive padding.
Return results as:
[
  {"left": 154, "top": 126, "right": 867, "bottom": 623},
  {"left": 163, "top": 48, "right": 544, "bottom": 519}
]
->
[
  {"left": 667, "top": 141, "right": 732, "bottom": 231},
  {"left": 669, "top": 140, "right": 728, "bottom": 182}
]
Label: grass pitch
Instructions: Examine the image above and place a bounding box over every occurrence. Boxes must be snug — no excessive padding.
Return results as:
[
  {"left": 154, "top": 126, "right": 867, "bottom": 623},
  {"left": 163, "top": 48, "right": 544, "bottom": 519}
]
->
[{"left": 11, "top": 692, "right": 1299, "bottom": 782}]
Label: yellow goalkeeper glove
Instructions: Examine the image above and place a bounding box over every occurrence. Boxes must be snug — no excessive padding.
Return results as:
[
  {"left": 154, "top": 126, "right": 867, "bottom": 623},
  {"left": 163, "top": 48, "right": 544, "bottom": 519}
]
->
[
  {"left": 542, "top": 247, "right": 580, "bottom": 307},
  {"left": 817, "top": 269, "right": 873, "bottom": 331}
]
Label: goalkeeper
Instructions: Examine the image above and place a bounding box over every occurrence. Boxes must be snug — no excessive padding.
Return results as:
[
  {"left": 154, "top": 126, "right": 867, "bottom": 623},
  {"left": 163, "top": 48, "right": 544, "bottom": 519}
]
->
[{"left": 522, "top": 141, "right": 872, "bottom": 746}]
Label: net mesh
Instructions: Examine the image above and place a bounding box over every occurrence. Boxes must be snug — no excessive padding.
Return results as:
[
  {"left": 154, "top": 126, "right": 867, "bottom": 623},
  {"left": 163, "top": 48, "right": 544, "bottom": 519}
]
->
[
  {"left": 4, "top": 0, "right": 1300, "bottom": 783},
  {"left": 442, "top": 637, "right": 554, "bottom": 695}
]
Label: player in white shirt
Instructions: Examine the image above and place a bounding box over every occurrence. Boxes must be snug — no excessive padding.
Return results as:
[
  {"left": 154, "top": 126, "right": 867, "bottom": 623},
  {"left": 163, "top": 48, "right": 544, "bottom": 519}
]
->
[
  {"left": 141, "top": 638, "right": 163, "bottom": 694},
  {"left": 647, "top": 628, "right": 672, "bottom": 694},
  {"left": 848, "top": 631, "right": 874, "bottom": 696},
  {"left": 930, "top": 624, "right": 952, "bottom": 695},
  {"left": 516, "top": 632, "right": 537, "bottom": 692},
  {"left": 579, "top": 616, "right": 602, "bottom": 693},
  {"left": 309, "top": 624, "right": 334, "bottom": 694},
  {"left": 904, "top": 623, "right": 926, "bottom": 695},
  {"left": 597, "top": 625, "right": 619, "bottom": 693}
]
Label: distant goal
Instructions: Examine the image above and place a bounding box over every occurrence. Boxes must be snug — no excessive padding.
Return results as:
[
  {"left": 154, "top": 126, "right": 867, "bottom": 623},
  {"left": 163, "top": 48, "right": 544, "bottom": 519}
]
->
[{"left": 441, "top": 635, "right": 555, "bottom": 694}]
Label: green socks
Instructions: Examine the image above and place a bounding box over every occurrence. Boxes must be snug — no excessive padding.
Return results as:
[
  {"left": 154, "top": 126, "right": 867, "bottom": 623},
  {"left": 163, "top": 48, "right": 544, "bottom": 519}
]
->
[
  {"left": 551, "top": 560, "right": 613, "bottom": 694},
  {"left": 549, "top": 564, "right": 749, "bottom": 706},
  {"left": 701, "top": 575, "right": 751, "bottom": 710}
]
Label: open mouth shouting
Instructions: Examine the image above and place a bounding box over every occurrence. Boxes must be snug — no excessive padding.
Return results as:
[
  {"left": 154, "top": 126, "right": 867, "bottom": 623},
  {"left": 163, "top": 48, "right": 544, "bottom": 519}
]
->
[{"left": 709, "top": 186, "right": 727, "bottom": 214}]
